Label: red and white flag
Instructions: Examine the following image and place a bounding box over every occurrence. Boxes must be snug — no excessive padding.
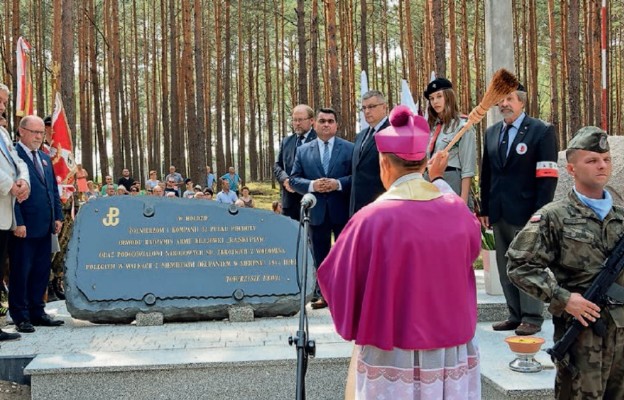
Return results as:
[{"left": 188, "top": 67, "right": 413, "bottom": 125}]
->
[
  {"left": 15, "top": 37, "right": 34, "bottom": 116},
  {"left": 50, "top": 93, "right": 76, "bottom": 202}
]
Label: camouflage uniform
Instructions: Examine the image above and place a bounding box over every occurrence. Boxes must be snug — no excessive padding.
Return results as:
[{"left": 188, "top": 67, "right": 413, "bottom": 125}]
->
[{"left": 507, "top": 126, "right": 624, "bottom": 400}]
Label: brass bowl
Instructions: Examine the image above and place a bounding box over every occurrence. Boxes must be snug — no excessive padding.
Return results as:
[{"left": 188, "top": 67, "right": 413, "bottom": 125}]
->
[{"left": 505, "top": 336, "right": 545, "bottom": 354}]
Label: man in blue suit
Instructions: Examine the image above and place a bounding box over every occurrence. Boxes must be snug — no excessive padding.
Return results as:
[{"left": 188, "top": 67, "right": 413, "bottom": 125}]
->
[
  {"left": 290, "top": 108, "right": 353, "bottom": 309},
  {"left": 273, "top": 104, "right": 317, "bottom": 221},
  {"left": 9, "top": 115, "right": 64, "bottom": 333}
]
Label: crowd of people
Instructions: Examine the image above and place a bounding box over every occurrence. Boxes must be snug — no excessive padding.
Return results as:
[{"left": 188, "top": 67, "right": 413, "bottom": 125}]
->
[{"left": 74, "top": 164, "right": 258, "bottom": 206}]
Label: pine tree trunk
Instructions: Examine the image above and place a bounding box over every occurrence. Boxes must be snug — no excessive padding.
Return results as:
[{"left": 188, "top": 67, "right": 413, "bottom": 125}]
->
[
  {"left": 547, "top": 0, "right": 560, "bottom": 138},
  {"left": 214, "top": 0, "right": 225, "bottom": 176},
  {"left": 431, "top": 0, "right": 445, "bottom": 76},
  {"left": 567, "top": 0, "right": 581, "bottom": 136},
  {"left": 296, "top": 0, "right": 308, "bottom": 104},
  {"left": 224, "top": 0, "right": 233, "bottom": 170},
  {"left": 237, "top": 0, "right": 247, "bottom": 181},
  {"left": 326, "top": 0, "right": 342, "bottom": 126}
]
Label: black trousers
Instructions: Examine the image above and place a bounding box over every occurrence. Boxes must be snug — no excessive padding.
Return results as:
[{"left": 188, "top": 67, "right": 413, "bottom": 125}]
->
[
  {"left": 494, "top": 218, "right": 544, "bottom": 326},
  {"left": 309, "top": 215, "right": 345, "bottom": 298}
]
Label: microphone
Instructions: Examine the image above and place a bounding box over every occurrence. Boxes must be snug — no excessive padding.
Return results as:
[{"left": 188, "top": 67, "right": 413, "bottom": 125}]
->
[{"left": 301, "top": 193, "right": 317, "bottom": 210}]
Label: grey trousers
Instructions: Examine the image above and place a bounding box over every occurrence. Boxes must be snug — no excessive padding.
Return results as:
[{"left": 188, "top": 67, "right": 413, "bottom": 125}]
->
[{"left": 493, "top": 218, "right": 544, "bottom": 326}]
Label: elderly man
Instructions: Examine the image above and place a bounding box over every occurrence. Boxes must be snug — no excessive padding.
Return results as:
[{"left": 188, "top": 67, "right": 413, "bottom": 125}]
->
[
  {"left": 480, "top": 83, "right": 559, "bottom": 336},
  {"left": 10, "top": 115, "right": 64, "bottom": 333},
  {"left": 221, "top": 167, "right": 242, "bottom": 196},
  {"left": 100, "top": 176, "right": 118, "bottom": 195},
  {"left": 508, "top": 127, "right": 624, "bottom": 399},
  {"left": 318, "top": 106, "right": 481, "bottom": 398},
  {"left": 0, "top": 83, "right": 30, "bottom": 342},
  {"left": 165, "top": 165, "right": 184, "bottom": 185},
  {"left": 273, "top": 104, "right": 317, "bottom": 221}
]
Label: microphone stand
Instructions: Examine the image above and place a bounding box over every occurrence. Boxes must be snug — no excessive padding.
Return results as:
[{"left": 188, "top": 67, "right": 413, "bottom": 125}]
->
[{"left": 289, "top": 204, "right": 316, "bottom": 400}]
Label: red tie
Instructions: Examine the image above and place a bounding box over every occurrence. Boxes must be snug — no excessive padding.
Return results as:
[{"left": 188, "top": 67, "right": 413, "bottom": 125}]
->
[{"left": 428, "top": 122, "right": 443, "bottom": 155}]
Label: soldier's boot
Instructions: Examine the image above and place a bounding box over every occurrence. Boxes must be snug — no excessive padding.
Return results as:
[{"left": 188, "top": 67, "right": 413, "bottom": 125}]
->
[
  {"left": 47, "top": 281, "right": 59, "bottom": 302},
  {"left": 52, "top": 277, "right": 65, "bottom": 301}
]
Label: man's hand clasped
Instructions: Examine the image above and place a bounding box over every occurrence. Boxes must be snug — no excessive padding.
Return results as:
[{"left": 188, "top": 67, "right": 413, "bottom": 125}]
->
[
  {"left": 12, "top": 179, "right": 30, "bottom": 203},
  {"left": 313, "top": 178, "right": 339, "bottom": 193}
]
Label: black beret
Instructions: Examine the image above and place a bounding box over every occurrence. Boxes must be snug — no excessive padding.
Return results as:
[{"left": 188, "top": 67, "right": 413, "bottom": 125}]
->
[
  {"left": 423, "top": 78, "right": 453, "bottom": 99},
  {"left": 517, "top": 83, "right": 526, "bottom": 92}
]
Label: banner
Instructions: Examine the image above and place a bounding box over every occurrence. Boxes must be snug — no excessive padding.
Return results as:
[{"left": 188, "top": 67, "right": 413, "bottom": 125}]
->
[
  {"left": 400, "top": 79, "right": 418, "bottom": 114},
  {"left": 15, "top": 37, "right": 34, "bottom": 116},
  {"left": 359, "top": 71, "right": 369, "bottom": 131},
  {"left": 51, "top": 92, "right": 76, "bottom": 203}
]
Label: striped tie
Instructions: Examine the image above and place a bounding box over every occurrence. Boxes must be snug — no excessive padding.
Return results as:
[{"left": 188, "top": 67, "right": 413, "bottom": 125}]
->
[{"left": 322, "top": 141, "right": 330, "bottom": 174}]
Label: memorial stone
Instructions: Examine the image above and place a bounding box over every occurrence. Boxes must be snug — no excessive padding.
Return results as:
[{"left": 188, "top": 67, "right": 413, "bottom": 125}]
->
[{"left": 65, "top": 196, "right": 315, "bottom": 323}]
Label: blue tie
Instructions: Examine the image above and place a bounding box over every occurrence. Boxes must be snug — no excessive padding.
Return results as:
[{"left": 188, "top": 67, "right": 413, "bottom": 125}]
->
[
  {"left": 322, "top": 141, "right": 330, "bottom": 174},
  {"left": 499, "top": 124, "right": 512, "bottom": 164},
  {"left": 32, "top": 150, "right": 45, "bottom": 180}
]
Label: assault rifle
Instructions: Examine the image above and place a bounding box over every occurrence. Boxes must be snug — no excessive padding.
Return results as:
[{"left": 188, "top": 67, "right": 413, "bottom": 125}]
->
[{"left": 547, "top": 233, "right": 624, "bottom": 374}]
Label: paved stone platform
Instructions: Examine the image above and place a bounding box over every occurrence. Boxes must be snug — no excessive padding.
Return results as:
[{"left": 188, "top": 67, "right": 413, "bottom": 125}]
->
[{"left": 0, "top": 271, "right": 556, "bottom": 399}]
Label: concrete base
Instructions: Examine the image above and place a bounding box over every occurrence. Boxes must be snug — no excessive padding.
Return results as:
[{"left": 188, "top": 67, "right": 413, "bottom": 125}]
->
[
  {"left": 27, "top": 345, "right": 350, "bottom": 400},
  {"left": 3, "top": 271, "right": 556, "bottom": 399},
  {"left": 482, "top": 249, "right": 504, "bottom": 295}
]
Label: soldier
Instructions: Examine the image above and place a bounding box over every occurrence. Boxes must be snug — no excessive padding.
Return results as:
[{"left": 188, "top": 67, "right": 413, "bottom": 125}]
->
[{"left": 507, "top": 127, "right": 624, "bottom": 400}]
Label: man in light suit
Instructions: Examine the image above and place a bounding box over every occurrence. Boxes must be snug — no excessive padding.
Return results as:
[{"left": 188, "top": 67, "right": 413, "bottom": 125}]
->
[
  {"left": 350, "top": 90, "right": 389, "bottom": 216},
  {"left": 290, "top": 108, "right": 353, "bottom": 309},
  {"left": 273, "top": 104, "right": 317, "bottom": 221},
  {"left": 0, "top": 83, "right": 29, "bottom": 342},
  {"left": 9, "top": 115, "right": 64, "bottom": 333},
  {"left": 479, "top": 84, "right": 558, "bottom": 336}
]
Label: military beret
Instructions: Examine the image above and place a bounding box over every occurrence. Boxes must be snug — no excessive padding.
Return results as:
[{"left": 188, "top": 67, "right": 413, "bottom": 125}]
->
[
  {"left": 567, "top": 126, "right": 610, "bottom": 153},
  {"left": 423, "top": 77, "right": 453, "bottom": 98},
  {"left": 517, "top": 83, "right": 526, "bottom": 92},
  {"left": 43, "top": 115, "right": 52, "bottom": 126}
]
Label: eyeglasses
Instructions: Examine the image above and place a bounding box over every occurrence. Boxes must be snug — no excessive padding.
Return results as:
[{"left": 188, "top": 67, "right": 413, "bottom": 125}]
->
[
  {"left": 360, "top": 103, "right": 385, "bottom": 111},
  {"left": 21, "top": 127, "right": 45, "bottom": 135}
]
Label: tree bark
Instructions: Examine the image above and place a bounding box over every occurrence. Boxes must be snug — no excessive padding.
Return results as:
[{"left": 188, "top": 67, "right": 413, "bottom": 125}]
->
[
  {"left": 566, "top": 0, "right": 581, "bottom": 137},
  {"left": 431, "top": 0, "right": 446, "bottom": 76},
  {"left": 296, "top": 0, "right": 308, "bottom": 104}
]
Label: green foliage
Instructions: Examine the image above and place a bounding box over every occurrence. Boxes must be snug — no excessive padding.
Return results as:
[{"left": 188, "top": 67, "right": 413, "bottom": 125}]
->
[
  {"left": 481, "top": 226, "right": 495, "bottom": 250},
  {"left": 245, "top": 181, "right": 280, "bottom": 211}
]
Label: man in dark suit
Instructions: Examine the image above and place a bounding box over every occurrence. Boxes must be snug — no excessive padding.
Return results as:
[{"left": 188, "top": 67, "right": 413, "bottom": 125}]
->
[
  {"left": 350, "top": 91, "right": 389, "bottom": 216},
  {"left": 290, "top": 108, "right": 353, "bottom": 309},
  {"left": 479, "top": 84, "right": 558, "bottom": 336},
  {"left": 9, "top": 115, "right": 64, "bottom": 333},
  {"left": 273, "top": 104, "right": 317, "bottom": 221}
]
